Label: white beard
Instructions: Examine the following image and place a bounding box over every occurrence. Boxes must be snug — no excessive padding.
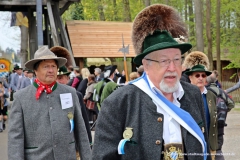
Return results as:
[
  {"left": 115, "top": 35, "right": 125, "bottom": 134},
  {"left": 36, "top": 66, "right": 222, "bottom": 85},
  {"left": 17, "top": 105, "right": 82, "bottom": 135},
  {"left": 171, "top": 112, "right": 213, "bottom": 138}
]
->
[{"left": 159, "top": 72, "right": 179, "bottom": 93}]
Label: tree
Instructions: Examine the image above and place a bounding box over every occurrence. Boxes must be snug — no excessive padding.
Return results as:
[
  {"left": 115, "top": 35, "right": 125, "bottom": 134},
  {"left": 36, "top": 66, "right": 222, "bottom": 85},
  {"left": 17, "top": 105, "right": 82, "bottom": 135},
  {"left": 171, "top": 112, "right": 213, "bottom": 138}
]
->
[
  {"left": 145, "top": 0, "right": 151, "bottom": 7},
  {"left": 71, "top": 2, "right": 84, "bottom": 20},
  {"left": 194, "top": 0, "right": 204, "bottom": 52},
  {"left": 216, "top": 0, "right": 221, "bottom": 80},
  {"left": 123, "top": 0, "right": 131, "bottom": 22},
  {"left": 206, "top": 0, "right": 213, "bottom": 70},
  {"left": 97, "top": 0, "right": 105, "bottom": 21}
]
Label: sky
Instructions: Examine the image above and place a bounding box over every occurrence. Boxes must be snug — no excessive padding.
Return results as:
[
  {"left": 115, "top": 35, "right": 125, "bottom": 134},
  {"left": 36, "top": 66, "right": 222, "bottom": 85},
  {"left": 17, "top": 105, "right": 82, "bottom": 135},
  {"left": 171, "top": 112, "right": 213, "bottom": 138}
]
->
[{"left": 0, "top": 11, "right": 20, "bottom": 53}]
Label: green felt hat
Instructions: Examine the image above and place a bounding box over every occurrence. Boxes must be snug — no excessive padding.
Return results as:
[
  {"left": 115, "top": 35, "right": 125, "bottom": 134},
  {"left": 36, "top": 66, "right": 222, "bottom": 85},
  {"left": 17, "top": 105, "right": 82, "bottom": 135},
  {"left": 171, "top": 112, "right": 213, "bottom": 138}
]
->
[
  {"left": 57, "top": 66, "right": 71, "bottom": 76},
  {"left": 185, "top": 64, "right": 212, "bottom": 76},
  {"left": 133, "top": 30, "right": 192, "bottom": 65}
]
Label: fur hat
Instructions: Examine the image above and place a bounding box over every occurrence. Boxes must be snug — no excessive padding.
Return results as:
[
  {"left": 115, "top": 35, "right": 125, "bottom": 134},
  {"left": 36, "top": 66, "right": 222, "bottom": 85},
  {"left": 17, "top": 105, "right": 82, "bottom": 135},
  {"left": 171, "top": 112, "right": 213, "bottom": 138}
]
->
[
  {"left": 182, "top": 51, "right": 210, "bottom": 70},
  {"left": 50, "top": 46, "right": 73, "bottom": 68},
  {"left": 132, "top": 4, "right": 188, "bottom": 55}
]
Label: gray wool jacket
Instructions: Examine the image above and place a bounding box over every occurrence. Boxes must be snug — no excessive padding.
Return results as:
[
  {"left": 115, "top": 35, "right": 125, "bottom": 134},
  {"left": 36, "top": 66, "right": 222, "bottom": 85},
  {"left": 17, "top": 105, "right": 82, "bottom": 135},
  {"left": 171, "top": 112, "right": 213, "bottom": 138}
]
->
[
  {"left": 8, "top": 83, "right": 91, "bottom": 160},
  {"left": 92, "top": 81, "right": 211, "bottom": 160}
]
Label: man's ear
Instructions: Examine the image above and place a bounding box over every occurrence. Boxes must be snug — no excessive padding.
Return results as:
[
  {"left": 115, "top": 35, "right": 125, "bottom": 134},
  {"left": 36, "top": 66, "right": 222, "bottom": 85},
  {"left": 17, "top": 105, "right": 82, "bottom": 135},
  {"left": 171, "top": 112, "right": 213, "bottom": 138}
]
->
[{"left": 142, "top": 59, "right": 148, "bottom": 74}]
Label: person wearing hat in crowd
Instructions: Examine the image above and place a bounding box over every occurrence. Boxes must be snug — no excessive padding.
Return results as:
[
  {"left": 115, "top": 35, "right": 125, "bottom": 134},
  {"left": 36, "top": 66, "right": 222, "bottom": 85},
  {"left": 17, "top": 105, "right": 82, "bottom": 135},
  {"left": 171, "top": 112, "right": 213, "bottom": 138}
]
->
[
  {"left": 92, "top": 4, "right": 211, "bottom": 160},
  {"left": 93, "top": 65, "right": 118, "bottom": 108},
  {"left": 0, "top": 80, "right": 9, "bottom": 132},
  {"left": 19, "top": 69, "right": 35, "bottom": 90},
  {"left": 8, "top": 46, "right": 91, "bottom": 160},
  {"left": 10, "top": 65, "right": 23, "bottom": 93},
  {"left": 185, "top": 64, "right": 218, "bottom": 160},
  {"left": 16, "top": 68, "right": 28, "bottom": 91},
  {"left": 56, "top": 66, "right": 92, "bottom": 146},
  {"left": 181, "top": 51, "right": 210, "bottom": 83}
]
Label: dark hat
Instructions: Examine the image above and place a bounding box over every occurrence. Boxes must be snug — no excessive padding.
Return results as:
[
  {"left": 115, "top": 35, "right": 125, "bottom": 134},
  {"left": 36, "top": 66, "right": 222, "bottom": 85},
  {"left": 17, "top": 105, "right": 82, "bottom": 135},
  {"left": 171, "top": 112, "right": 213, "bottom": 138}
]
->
[
  {"left": 57, "top": 66, "right": 71, "bottom": 76},
  {"left": 133, "top": 30, "right": 192, "bottom": 65},
  {"left": 27, "top": 70, "right": 34, "bottom": 73},
  {"left": 104, "top": 65, "right": 117, "bottom": 78},
  {"left": 185, "top": 64, "right": 212, "bottom": 76},
  {"left": 14, "top": 65, "right": 23, "bottom": 70},
  {"left": 25, "top": 46, "right": 67, "bottom": 70}
]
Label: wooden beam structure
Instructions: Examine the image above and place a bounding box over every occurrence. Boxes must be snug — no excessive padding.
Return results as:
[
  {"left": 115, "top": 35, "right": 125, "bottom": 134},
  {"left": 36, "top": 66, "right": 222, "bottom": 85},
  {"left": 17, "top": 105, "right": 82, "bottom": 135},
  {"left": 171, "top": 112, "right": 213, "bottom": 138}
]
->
[{"left": 0, "top": 0, "right": 77, "bottom": 66}]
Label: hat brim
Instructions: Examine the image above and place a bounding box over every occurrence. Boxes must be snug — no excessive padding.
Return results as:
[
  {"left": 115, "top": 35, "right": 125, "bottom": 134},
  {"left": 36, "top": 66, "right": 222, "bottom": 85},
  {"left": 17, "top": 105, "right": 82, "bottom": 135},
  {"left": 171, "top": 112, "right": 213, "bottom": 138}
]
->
[
  {"left": 133, "top": 42, "right": 192, "bottom": 65},
  {"left": 185, "top": 70, "right": 212, "bottom": 76},
  {"left": 25, "top": 57, "right": 67, "bottom": 70},
  {"left": 57, "top": 71, "right": 71, "bottom": 76}
]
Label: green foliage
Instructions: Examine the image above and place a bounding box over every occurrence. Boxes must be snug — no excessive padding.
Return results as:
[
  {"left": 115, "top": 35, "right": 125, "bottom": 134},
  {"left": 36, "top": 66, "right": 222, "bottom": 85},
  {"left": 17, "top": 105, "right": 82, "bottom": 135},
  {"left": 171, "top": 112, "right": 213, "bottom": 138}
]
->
[{"left": 62, "top": 0, "right": 240, "bottom": 70}]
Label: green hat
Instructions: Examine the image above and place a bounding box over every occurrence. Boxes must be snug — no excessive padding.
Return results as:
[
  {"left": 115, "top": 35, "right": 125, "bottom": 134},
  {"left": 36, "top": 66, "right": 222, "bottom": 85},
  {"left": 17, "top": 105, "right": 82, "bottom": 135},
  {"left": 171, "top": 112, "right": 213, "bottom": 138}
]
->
[
  {"left": 57, "top": 66, "right": 71, "bottom": 76},
  {"left": 185, "top": 64, "right": 212, "bottom": 76},
  {"left": 133, "top": 30, "right": 192, "bottom": 65},
  {"left": 27, "top": 70, "right": 34, "bottom": 73}
]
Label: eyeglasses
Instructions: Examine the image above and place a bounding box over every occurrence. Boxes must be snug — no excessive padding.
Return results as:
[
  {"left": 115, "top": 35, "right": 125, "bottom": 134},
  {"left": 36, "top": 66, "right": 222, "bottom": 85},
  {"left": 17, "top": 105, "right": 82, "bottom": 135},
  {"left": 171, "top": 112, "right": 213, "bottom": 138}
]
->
[
  {"left": 194, "top": 74, "right": 207, "bottom": 78},
  {"left": 144, "top": 58, "right": 182, "bottom": 67}
]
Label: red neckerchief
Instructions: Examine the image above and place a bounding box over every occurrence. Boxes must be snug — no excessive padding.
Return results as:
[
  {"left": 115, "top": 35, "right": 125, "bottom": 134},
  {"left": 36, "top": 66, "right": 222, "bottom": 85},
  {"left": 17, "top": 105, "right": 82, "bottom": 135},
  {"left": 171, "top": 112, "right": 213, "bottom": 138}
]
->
[{"left": 35, "top": 78, "right": 56, "bottom": 100}]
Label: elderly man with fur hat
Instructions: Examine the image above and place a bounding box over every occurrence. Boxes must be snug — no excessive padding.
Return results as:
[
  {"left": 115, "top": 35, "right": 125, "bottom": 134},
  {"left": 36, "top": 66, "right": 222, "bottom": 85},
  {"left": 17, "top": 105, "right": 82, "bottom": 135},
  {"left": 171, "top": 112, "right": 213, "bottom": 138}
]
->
[
  {"left": 8, "top": 46, "right": 91, "bottom": 160},
  {"left": 92, "top": 4, "right": 211, "bottom": 160}
]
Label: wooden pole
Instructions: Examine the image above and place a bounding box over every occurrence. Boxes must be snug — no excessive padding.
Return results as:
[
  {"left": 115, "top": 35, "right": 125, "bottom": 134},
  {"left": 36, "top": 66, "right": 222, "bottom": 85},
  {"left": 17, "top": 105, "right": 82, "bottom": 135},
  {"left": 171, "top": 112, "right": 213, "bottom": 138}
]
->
[{"left": 124, "top": 57, "right": 129, "bottom": 82}]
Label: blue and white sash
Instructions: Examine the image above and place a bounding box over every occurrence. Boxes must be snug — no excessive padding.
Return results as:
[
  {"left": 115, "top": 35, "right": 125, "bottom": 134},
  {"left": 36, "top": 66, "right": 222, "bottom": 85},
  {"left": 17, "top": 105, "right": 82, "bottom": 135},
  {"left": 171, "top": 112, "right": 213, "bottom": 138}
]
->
[{"left": 130, "top": 72, "right": 207, "bottom": 160}]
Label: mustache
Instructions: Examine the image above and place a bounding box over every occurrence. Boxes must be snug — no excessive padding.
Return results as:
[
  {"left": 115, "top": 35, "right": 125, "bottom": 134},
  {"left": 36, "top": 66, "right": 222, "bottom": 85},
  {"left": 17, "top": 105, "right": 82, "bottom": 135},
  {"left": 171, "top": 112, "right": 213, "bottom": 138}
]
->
[{"left": 163, "top": 72, "right": 178, "bottom": 78}]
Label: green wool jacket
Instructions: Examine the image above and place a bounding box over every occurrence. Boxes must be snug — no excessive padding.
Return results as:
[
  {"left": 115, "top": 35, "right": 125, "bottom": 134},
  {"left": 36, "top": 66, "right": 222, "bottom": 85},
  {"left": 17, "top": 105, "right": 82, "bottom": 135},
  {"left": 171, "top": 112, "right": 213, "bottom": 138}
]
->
[{"left": 206, "top": 89, "right": 218, "bottom": 151}]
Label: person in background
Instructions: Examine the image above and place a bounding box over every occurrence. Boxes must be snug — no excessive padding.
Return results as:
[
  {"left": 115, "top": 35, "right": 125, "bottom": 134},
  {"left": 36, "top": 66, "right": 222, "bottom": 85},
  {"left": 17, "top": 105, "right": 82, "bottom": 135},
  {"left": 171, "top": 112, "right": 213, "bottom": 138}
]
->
[
  {"left": 8, "top": 46, "right": 91, "bottom": 160},
  {"left": 136, "top": 65, "right": 144, "bottom": 77},
  {"left": 56, "top": 66, "right": 92, "bottom": 145},
  {"left": 83, "top": 74, "right": 98, "bottom": 126},
  {"left": 94, "top": 68, "right": 102, "bottom": 82},
  {"left": 129, "top": 72, "right": 138, "bottom": 81},
  {"left": 71, "top": 67, "right": 82, "bottom": 89},
  {"left": 19, "top": 70, "right": 35, "bottom": 90},
  {"left": 211, "top": 70, "right": 222, "bottom": 88},
  {"left": 0, "top": 81, "right": 9, "bottom": 132},
  {"left": 68, "top": 65, "right": 75, "bottom": 80},
  {"left": 206, "top": 73, "right": 234, "bottom": 160},
  {"left": 17, "top": 68, "right": 28, "bottom": 90},
  {"left": 77, "top": 68, "right": 90, "bottom": 97},
  {"left": 186, "top": 64, "right": 218, "bottom": 160},
  {"left": 10, "top": 65, "right": 23, "bottom": 93},
  {"left": 115, "top": 69, "right": 126, "bottom": 85}
]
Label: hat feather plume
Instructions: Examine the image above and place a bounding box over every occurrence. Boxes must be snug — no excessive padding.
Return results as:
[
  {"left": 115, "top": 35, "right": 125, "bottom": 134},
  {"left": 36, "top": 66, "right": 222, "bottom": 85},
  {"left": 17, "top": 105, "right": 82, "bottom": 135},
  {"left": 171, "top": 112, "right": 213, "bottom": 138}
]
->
[
  {"left": 182, "top": 51, "right": 210, "bottom": 70},
  {"left": 132, "top": 4, "right": 188, "bottom": 55}
]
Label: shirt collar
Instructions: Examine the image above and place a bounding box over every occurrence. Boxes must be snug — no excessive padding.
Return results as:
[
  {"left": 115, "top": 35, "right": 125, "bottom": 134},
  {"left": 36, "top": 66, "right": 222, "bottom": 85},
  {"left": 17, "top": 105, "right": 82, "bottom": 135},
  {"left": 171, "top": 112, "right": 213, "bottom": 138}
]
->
[
  {"left": 202, "top": 87, "right": 208, "bottom": 94},
  {"left": 146, "top": 75, "right": 184, "bottom": 100}
]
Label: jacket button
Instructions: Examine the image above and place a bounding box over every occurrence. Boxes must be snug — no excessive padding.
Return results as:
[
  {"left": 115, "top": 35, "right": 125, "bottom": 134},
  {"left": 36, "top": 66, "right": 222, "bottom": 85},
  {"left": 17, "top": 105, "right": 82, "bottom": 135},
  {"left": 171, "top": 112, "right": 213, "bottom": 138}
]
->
[
  {"left": 213, "top": 134, "right": 215, "bottom": 136},
  {"left": 155, "top": 140, "right": 161, "bottom": 145},
  {"left": 157, "top": 117, "right": 162, "bottom": 122},
  {"left": 213, "top": 125, "right": 215, "bottom": 127}
]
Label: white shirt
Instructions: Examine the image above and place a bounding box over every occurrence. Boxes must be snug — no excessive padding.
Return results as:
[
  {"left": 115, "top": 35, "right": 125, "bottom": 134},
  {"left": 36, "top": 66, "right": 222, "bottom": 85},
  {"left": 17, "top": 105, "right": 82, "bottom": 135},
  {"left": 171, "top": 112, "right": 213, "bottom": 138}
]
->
[{"left": 147, "top": 75, "right": 184, "bottom": 144}]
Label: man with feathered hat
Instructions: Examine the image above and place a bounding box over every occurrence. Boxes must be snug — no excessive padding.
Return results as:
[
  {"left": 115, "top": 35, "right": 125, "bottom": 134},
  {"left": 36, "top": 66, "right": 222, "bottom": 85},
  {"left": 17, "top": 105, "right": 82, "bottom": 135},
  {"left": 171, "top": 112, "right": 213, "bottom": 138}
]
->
[
  {"left": 92, "top": 4, "right": 211, "bottom": 160},
  {"left": 8, "top": 46, "right": 91, "bottom": 160}
]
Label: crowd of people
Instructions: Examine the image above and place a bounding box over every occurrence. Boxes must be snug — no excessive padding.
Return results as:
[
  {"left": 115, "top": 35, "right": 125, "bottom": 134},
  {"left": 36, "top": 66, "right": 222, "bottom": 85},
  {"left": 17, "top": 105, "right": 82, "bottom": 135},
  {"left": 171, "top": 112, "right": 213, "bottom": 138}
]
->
[{"left": 0, "top": 3, "right": 238, "bottom": 160}]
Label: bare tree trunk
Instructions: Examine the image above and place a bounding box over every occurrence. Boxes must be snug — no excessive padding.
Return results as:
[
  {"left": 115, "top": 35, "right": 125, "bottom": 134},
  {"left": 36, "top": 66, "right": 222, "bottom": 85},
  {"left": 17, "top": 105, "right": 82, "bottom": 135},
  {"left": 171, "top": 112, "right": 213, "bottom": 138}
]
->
[
  {"left": 194, "top": 0, "right": 204, "bottom": 52},
  {"left": 123, "top": 0, "right": 131, "bottom": 22},
  {"left": 97, "top": 0, "right": 105, "bottom": 21},
  {"left": 206, "top": 0, "right": 213, "bottom": 70},
  {"left": 145, "top": 0, "right": 151, "bottom": 7},
  {"left": 216, "top": 0, "right": 221, "bottom": 80},
  {"left": 188, "top": 0, "right": 194, "bottom": 42},
  {"left": 20, "top": 25, "right": 28, "bottom": 68}
]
